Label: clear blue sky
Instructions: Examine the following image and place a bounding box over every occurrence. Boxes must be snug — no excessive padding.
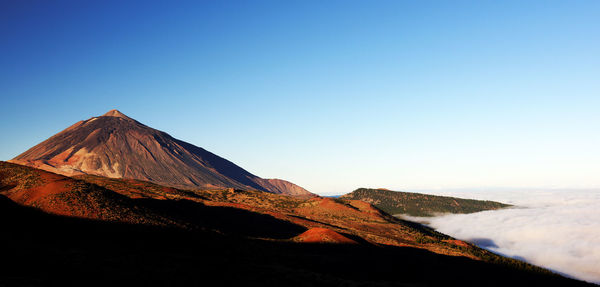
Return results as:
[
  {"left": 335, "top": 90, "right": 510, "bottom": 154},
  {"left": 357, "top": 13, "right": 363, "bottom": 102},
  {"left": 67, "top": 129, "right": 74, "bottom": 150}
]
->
[{"left": 1, "top": 1, "right": 599, "bottom": 195}]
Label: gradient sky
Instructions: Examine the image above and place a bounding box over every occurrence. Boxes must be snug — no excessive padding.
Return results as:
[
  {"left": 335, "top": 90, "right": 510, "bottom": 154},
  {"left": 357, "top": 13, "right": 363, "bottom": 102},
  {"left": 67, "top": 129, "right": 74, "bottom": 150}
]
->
[{"left": 1, "top": 1, "right": 599, "bottom": 195}]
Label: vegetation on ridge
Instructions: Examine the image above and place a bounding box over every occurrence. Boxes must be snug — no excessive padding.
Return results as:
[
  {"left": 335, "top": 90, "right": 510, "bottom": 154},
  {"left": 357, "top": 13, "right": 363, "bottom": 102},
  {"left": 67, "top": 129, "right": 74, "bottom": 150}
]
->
[{"left": 341, "top": 188, "right": 511, "bottom": 217}]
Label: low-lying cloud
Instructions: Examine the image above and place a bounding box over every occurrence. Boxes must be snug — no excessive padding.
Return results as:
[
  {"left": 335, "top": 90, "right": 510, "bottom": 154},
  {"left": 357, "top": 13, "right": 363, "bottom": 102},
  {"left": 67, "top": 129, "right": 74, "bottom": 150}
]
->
[{"left": 418, "top": 189, "right": 600, "bottom": 284}]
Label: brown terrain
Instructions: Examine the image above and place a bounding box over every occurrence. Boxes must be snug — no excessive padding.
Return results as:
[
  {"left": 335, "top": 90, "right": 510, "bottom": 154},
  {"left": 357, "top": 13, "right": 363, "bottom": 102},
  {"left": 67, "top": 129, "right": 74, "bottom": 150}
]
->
[
  {"left": 0, "top": 161, "right": 466, "bottom": 254},
  {"left": 294, "top": 228, "right": 358, "bottom": 244},
  {"left": 1, "top": 161, "right": 595, "bottom": 286},
  {"left": 1, "top": 110, "right": 595, "bottom": 286},
  {"left": 10, "top": 109, "right": 313, "bottom": 196}
]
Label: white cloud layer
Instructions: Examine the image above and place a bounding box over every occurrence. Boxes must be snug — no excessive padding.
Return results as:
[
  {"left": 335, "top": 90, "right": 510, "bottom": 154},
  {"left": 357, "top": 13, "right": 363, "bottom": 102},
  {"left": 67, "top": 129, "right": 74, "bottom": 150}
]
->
[{"left": 418, "top": 189, "right": 600, "bottom": 284}]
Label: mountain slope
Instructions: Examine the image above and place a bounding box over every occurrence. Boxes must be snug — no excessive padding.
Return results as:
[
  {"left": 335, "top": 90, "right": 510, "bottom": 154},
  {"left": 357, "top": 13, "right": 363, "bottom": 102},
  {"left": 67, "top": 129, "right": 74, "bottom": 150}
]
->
[
  {"left": 341, "top": 188, "right": 510, "bottom": 217},
  {"left": 10, "top": 109, "right": 313, "bottom": 196},
  {"left": 0, "top": 161, "right": 174, "bottom": 225},
  {"left": 0, "top": 160, "right": 496, "bottom": 257},
  {"left": 1, "top": 162, "right": 593, "bottom": 287},
  {"left": 2, "top": 195, "right": 593, "bottom": 287}
]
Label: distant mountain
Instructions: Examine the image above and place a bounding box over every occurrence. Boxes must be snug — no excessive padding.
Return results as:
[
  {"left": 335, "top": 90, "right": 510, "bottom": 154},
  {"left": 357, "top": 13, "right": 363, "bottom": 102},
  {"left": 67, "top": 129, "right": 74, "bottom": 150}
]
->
[
  {"left": 341, "top": 188, "right": 510, "bottom": 217},
  {"left": 10, "top": 109, "right": 313, "bottom": 196}
]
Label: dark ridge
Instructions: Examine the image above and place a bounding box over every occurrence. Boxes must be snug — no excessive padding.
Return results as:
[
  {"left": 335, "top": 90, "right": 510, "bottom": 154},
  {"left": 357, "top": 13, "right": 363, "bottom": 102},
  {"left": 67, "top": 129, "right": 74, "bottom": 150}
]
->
[
  {"left": 134, "top": 198, "right": 307, "bottom": 238},
  {"left": 342, "top": 188, "right": 511, "bottom": 217}
]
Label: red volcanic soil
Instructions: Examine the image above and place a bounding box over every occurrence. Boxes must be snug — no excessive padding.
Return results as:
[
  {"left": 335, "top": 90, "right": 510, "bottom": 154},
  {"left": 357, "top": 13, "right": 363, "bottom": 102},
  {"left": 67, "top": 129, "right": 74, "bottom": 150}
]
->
[
  {"left": 295, "top": 228, "right": 358, "bottom": 244},
  {"left": 444, "top": 239, "right": 471, "bottom": 248},
  {"left": 0, "top": 161, "right": 484, "bottom": 258},
  {"left": 0, "top": 161, "right": 172, "bottom": 225},
  {"left": 6, "top": 170, "right": 67, "bottom": 205}
]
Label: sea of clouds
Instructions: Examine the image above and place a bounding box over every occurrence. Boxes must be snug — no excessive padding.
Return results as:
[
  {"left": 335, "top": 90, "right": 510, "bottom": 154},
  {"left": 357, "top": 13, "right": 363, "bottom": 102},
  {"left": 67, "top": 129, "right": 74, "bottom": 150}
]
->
[{"left": 414, "top": 189, "right": 600, "bottom": 284}]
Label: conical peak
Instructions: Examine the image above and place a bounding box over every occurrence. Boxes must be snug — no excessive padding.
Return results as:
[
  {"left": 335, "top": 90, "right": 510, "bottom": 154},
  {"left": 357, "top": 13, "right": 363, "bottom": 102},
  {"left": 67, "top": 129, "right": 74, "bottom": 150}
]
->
[{"left": 102, "top": 109, "right": 131, "bottom": 119}]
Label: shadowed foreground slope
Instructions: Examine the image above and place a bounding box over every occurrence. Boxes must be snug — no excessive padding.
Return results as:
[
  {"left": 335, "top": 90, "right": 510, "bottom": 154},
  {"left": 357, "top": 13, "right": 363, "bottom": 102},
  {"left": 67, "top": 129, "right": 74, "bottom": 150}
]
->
[
  {"left": 0, "top": 162, "right": 595, "bottom": 286},
  {"left": 0, "top": 195, "right": 594, "bottom": 287},
  {"left": 0, "top": 161, "right": 305, "bottom": 238}
]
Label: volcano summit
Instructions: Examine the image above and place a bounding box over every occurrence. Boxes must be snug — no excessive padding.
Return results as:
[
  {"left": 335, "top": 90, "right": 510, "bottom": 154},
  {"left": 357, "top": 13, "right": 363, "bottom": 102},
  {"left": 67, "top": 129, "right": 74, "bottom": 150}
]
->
[{"left": 11, "top": 109, "right": 312, "bottom": 196}]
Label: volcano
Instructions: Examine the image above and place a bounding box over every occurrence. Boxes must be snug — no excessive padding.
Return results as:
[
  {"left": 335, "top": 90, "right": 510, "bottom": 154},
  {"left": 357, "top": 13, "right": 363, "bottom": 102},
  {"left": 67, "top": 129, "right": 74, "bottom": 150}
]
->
[{"left": 10, "top": 109, "right": 313, "bottom": 196}]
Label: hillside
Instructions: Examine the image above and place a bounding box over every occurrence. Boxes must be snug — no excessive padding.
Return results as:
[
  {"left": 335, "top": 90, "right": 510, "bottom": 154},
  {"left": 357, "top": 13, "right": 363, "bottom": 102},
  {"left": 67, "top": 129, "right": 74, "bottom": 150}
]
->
[
  {"left": 10, "top": 109, "right": 313, "bottom": 196},
  {"left": 2, "top": 195, "right": 593, "bottom": 287},
  {"left": 0, "top": 162, "right": 593, "bottom": 286},
  {"left": 0, "top": 161, "right": 175, "bottom": 225},
  {"left": 341, "top": 188, "right": 510, "bottom": 217},
  {"left": 1, "top": 161, "right": 526, "bottom": 257}
]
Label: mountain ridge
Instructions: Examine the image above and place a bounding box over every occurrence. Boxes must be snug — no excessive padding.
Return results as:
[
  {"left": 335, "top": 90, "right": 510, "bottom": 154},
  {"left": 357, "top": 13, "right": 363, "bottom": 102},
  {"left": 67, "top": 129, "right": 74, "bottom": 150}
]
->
[{"left": 341, "top": 188, "right": 510, "bottom": 217}]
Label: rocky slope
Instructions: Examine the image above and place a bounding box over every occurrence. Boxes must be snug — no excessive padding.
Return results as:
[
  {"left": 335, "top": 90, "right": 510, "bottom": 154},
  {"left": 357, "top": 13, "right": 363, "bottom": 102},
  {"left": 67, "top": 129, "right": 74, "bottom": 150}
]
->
[{"left": 10, "top": 109, "right": 313, "bottom": 196}]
